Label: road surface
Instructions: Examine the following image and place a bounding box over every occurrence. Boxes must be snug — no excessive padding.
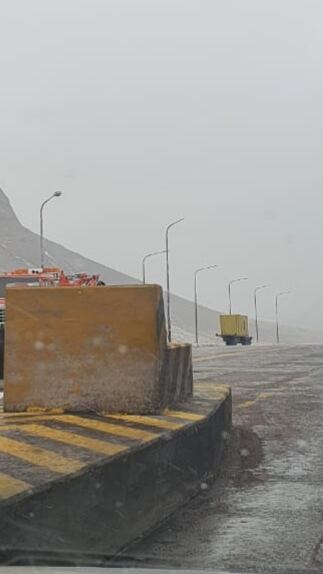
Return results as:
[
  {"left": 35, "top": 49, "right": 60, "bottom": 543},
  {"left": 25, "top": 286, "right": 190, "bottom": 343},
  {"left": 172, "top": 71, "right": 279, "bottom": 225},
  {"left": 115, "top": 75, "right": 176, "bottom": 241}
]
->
[{"left": 126, "top": 345, "right": 323, "bottom": 574}]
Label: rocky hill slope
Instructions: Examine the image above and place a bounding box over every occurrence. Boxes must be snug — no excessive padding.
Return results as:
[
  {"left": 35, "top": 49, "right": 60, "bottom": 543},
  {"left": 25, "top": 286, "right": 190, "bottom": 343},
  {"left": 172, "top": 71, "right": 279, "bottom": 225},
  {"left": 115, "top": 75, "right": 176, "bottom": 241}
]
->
[{"left": 1, "top": 189, "right": 322, "bottom": 345}]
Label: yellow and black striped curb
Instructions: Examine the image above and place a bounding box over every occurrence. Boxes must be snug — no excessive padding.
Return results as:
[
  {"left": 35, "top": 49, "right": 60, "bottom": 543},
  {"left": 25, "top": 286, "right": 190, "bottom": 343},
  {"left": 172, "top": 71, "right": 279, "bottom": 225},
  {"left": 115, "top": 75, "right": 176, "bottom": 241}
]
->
[{"left": 0, "top": 383, "right": 230, "bottom": 503}]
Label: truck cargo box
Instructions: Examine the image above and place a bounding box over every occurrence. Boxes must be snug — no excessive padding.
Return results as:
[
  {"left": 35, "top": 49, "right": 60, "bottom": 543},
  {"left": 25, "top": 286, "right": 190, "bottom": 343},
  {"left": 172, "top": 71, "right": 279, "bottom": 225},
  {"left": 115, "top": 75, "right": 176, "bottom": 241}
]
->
[{"left": 220, "top": 314, "right": 249, "bottom": 337}]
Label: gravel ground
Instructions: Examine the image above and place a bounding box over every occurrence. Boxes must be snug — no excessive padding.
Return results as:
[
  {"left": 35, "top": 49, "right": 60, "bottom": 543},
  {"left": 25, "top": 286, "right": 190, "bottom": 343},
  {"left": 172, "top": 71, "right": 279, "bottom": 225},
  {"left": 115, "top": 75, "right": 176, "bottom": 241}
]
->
[{"left": 126, "top": 345, "right": 323, "bottom": 574}]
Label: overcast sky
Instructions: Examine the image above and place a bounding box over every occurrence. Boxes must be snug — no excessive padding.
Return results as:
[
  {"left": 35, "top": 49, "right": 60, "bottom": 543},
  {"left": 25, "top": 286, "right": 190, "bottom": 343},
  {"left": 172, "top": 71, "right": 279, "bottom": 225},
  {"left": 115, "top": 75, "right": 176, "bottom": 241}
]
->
[{"left": 0, "top": 0, "right": 323, "bottom": 330}]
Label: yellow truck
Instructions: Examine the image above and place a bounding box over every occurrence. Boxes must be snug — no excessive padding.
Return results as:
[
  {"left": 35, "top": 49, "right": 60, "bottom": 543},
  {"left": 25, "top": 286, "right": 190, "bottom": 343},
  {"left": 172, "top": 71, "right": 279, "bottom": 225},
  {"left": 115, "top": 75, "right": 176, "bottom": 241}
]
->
[{"left": 217, "top": 314, "right": 252, "bottom": 346}]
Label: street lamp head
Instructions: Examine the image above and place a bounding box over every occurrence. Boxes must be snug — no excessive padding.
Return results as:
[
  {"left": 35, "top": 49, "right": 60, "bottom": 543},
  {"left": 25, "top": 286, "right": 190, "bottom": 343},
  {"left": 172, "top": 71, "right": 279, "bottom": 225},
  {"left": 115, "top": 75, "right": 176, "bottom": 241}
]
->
[
  {"left": 166, "top": 217, "right": 184, "bottom": 234},
  {"left": 54, "top": 191, "right": 63, "bottom": 197},
  {"left": 255, "top": 283, "right": 271, "bottom": 293},
  {"left": 230, "top": 276, "right": 248, "bottom": 285},
  {"left": 195, "top": 264, "right": 218, "bottom": 275},
  {"left": 172, "top": 217, "right": 184, "bottom": 225},
  {"left": 277, "top": 290, "right": 291, "bottom": 297}
]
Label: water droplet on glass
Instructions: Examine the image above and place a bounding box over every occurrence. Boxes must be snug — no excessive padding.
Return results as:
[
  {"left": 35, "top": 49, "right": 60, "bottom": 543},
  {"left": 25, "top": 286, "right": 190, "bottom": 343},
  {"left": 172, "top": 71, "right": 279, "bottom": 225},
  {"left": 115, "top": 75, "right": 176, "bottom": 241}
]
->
[
  {"left": 34, "top": 341, "right": 44, "bottom": 351},
  {"left": 92, "top": 336, "right": 103, "bottom": 348},
  {"left": 240, "top": 448, "right": 249, "bottom": 457}
]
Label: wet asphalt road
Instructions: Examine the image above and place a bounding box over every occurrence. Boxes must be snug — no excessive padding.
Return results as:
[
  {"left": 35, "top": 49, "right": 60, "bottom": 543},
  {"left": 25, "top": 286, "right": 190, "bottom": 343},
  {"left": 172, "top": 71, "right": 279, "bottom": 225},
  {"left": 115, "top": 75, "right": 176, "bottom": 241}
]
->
[{"left": 127, "top": 345, "right": 323, "bottom": 574}]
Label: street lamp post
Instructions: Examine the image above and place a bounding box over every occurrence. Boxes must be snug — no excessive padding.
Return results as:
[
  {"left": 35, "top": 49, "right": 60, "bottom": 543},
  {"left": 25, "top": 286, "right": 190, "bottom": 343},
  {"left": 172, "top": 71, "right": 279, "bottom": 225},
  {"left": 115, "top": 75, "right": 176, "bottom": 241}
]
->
[
  {"left": 254, "top": 284, "right": 270, "bottom": 344},
  {"left": 194, "top": 265, "right": 218, "bottom": 346},
  {"left": 165, "top": 218, "right": 184, "bottom": 343},
  {"left": 228, "top": 277, "right": 248, "bottom": 314},
  {"left": 275, "top": 291, "right": 291, "bottom": 344},
  {"left": 40, "top": 192, "right": 63, "bottom": 269},
  {"left": 142, "top": 250, "right": 166, "bottom": 284}
]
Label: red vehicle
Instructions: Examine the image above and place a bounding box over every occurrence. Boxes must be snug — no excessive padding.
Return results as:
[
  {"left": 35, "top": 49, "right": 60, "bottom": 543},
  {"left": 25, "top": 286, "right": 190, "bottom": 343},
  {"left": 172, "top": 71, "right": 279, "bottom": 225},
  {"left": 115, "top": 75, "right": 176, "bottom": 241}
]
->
[{"left": 0, "top": 267, "right": 103, "bottom": 378}]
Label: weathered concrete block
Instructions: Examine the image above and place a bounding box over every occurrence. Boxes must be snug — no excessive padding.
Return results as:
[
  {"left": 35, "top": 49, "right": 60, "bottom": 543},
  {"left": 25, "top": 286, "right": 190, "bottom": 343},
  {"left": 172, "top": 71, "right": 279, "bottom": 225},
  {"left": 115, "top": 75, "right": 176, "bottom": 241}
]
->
[
  {"left": 4, "top": 284, "right": 169, "bottom": 413},
  {"left": 163, "top": 343, "right": 193, "bottom": 407}
]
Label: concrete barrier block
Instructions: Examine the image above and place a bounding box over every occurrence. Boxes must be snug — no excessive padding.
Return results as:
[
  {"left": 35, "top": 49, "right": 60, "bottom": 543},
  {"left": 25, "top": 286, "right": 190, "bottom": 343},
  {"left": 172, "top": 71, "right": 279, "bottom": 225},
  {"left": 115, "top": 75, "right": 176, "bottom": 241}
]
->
[
  {"left": 4, "top": 285, "right": 168, "bottom": 413},
  {"left": 163, "top": 343, "right": 193, "bottom": 407}
]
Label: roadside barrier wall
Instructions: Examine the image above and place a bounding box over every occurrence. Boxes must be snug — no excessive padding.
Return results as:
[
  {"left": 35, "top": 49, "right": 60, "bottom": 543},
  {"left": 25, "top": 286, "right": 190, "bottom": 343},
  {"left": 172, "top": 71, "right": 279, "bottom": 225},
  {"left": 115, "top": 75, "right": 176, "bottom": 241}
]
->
[{"left": 4, "top": 284, "right": 193, "bottom": 413}]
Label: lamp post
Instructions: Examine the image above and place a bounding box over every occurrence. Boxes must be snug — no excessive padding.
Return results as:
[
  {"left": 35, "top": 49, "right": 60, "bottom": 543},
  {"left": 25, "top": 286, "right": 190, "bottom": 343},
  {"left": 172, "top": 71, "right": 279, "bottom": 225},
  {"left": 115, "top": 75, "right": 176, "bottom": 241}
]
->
[
  {"left": 194, "top": 265, "right": 218, "bottom": 346},
  {"left": 40, "top": 192, "right": 63, "bottom": 269},
  {"left": 275, "top": 291, "right": 291, "bottom": 344},
  {"left": 228, "top": 277, "right": 248, "bottom": 314},
  {"left": 142, "top": 250, "right": 166, "bottom": 284},
  {"left": 165, "top": 218, "right": 184, "bottom": 342},
  {"left": 254, "top": 284, "right": 270, "bottom": 343}
]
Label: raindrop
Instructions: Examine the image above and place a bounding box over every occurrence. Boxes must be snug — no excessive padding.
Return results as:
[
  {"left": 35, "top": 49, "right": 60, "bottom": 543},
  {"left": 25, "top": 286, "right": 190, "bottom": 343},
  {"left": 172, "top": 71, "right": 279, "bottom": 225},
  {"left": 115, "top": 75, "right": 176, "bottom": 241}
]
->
[
  {"left": 221, "top": 430, "right": 230, "bottom": 441},
  {"left": 92, "top": 336, "right": 103, "bottom": 348},
  {"left": 34, "top": 341, "right": 44, "bottom": 351},
  {"left": 240, "top": 448, "right": 249, "bottom": 457}
]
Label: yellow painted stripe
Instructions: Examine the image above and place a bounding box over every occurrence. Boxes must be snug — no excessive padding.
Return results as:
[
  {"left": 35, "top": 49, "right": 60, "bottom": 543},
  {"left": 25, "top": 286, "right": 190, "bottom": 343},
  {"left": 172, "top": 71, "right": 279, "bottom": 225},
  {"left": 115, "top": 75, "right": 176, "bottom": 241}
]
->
[
  {"left": 14, "top": 424, "right": 127, "bottom": 457},
  {"left": 238, "top": 391, "right": 273, "bottom": 410},
  {"left": 0, "top": 472, "right": 31, "bottom": 499},
  {"left": 196, "top": 387, "right": 230, "bottom": 399},
  {"left": 0, "top": 435, "right": 84, "bottom": 474},
  {"left": 0, "top": 414, "right": 159, "bottom": 441},
  {"left": 258, "top": 392, "right": 273, "bottom": 399},
  {"left": 197, "top": 383, "right": 230, "bottom": 392},
  {"left": 194, "top": 354, "right": 218, "bottom": 363},
  {"left": 54, "top": 415, "right": 158, "bottom": 442},
  {"left": 163, "top": 409, "right": 205, "bottom": 422},
  {"left": 197, "top": 392, "right": 228, "bottom": 399},
  {"left": 0, "top": 415, "right": 56, "bottom": 426},
  {"left": 194, "top": 351, "right": 245, "bottom": 363},
  {"left": 108, "top": 414, "right": 184, "bottom": 430},
  {"left": 239, "top": 400, "right": 256, "bottom": 409}
]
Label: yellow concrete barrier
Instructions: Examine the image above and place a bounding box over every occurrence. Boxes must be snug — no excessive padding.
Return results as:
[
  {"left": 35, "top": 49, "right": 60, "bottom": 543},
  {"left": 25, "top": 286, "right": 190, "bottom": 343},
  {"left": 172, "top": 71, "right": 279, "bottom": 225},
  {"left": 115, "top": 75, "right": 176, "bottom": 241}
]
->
[
  {"left": 163, "top": 343, "right": 193, "bottom": 405},
  {"left": 4, "top": 284, "right": 168, "bottom": 413}
]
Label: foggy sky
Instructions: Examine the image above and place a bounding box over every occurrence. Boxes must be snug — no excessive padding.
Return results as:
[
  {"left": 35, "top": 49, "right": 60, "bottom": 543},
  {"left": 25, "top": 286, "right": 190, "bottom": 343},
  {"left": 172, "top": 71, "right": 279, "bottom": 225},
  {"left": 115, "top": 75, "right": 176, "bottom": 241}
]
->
[{"left": 1, "top": 0, "right": 323, "bottom": 330}]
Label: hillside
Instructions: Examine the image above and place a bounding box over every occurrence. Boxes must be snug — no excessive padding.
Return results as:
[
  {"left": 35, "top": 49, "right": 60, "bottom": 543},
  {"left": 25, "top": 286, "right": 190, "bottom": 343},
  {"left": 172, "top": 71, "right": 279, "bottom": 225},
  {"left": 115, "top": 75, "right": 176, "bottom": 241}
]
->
[{"left": 1, "top": 189, "right": 322, "bottom": 345}]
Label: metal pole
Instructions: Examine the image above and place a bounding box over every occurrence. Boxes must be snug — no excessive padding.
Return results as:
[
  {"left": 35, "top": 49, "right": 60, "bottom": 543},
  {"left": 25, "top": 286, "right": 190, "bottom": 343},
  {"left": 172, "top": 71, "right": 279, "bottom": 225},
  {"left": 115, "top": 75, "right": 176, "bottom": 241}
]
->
[
  {"left": 228, "top": 277, "right": 248, "bottom": 315},
  {"left": 40, "top": 203, "right": 45, "bottom": 269},
  {"left": 165, "top": 218, "right": 184, "bottom": 343},
  {"left": 254, "top": 284, "right": 270, "bottom": 343},
  {"left": 194, "top": 264, "right": 218, "bottom": 346},
  {"left": 142, "top": 258, "right": 146, "bottom": 284},
  {"left": 194, "top": 271, "right": 198, "bottom": 346},
  {"left": 40, "top": 192, "right": 62, "bottom": 269},
  {"left": 228, "top": 282, "right": 232, "bottom": 315},
  {"left": 275, "top": 291, "right": 291, "bottom": 345},
  {"left": 254, "top": 290, "right": 259, "bottom": 343},
  {"left": 142, "top": 250, "right": 166, "bottom": 284},
  {"left": 275, "top": 295, "right": 279, "bottom": 344},
  {"left": 166, "top": 232, "right": 170, "bottom": 341}
]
